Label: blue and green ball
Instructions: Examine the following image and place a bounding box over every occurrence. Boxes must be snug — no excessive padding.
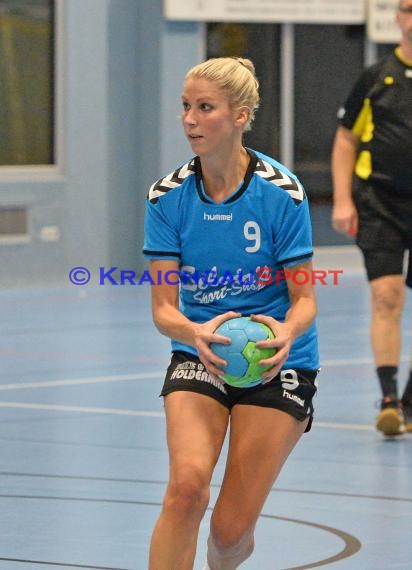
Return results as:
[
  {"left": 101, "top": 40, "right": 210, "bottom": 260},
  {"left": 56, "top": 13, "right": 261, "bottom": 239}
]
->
[{"left": 210, "top": 316, "right": 277, "bottom": 388}]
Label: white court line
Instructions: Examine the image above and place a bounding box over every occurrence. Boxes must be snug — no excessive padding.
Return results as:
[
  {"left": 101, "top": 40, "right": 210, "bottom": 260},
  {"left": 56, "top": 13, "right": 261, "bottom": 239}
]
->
[
  {"left": 322, "top": 356, "right": 409, "bottom": 367},
  {"left": 0, "top": 355, "right": 410, "bottom": 392},
  {"left": 0, "top": 401, "right": 165, "bottom": 417},
  {"left": 322, "top": 357, "right": 374, "bottom": 367},
  {"left": 0, "top": 361, "right": 376, "bottom": 392},
  {"left": 314, "top": 421, "right": 373, "bottom": 431},
  {"left": 0, "top": 401, "right": 373, "bottom": 430},
  {"left": 314, "top": 245, "right": 359, "bottom": 255},
  {"left": 2, "top": 356, "right": 410, "bottom": 395},
  {"left": 0, "top": 371, "right": 164, "bottom": 391}
]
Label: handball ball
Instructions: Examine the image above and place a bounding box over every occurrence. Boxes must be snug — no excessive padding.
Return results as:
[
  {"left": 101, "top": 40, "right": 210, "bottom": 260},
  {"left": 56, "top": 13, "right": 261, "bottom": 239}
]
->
[{"left": 210, "top": 317, "right": 276, "bottom": 388}]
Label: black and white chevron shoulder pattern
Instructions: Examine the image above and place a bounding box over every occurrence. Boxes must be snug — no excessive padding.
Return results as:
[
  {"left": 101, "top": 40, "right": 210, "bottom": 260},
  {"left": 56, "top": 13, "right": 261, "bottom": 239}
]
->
[
  {"left": 148, "top": 160, "right": 196, "bottom": 204},
  {"left": 255, "top": 159, "right": 305, "bottom": 205}
]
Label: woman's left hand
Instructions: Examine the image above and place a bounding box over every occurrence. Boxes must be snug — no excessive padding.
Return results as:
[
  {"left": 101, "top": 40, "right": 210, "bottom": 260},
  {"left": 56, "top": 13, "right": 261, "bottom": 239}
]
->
[{"left": 250, "top": 314, "right": 294, "bottom": 383}]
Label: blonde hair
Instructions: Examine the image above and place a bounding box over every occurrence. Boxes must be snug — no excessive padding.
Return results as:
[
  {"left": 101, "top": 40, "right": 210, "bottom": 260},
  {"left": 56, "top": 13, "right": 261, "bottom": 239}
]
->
[{"left": 185, "top": 57, "right": 260, "bottom": 132}]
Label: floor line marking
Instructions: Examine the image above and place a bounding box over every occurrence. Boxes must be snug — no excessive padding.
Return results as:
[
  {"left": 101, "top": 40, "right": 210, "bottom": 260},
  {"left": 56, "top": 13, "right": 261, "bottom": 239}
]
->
[
  {"left": 322, "top": 356, "right": 409, "bottom": 367},
  {"left": 1, "top": 356, "right": 410, "bottom": 392},
  {"left": 0, "top": 402, "right": 165, "bottom": 417},
  {"left": 314, "top": 421, "right": 373, "bottom": 431},
  {"left": 0, "top": 401, "right": 375, "bottom": 430},
  {"left": 0, "top": 372, "right": 164, "bottom": 391}
]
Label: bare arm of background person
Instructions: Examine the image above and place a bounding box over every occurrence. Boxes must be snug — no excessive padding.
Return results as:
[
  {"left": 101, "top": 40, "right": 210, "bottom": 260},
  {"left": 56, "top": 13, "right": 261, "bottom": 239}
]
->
[{"left": 331, "top": 126, "right": 360, "bottom": 236}]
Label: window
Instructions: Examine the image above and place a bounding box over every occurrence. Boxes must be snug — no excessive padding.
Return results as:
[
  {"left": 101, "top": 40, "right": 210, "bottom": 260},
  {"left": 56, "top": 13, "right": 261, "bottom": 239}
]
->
[{"left": 0, "top": 0, "right": 54, "bottom": 166}]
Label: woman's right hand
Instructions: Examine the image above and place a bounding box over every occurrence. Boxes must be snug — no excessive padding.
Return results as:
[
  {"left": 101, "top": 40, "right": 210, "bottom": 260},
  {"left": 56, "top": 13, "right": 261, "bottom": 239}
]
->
[{"left": 193, "top": 311, "right": 240, "bottom": 381}]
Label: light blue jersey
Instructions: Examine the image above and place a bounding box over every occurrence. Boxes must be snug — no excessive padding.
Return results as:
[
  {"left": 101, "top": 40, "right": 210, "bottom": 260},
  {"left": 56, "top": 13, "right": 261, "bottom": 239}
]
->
[{"left": 143, "top": 149, "right": 319, "bottom": 369}]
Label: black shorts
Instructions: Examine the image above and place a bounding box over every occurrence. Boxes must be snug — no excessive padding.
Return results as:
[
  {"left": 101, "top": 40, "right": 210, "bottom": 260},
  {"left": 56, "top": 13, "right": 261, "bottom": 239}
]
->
[
  {"left": 160, "top": 351, "right": 319, "bottom": 433},
  {"left": 353, "top": 182, "right": 412, "bottom": 286}
]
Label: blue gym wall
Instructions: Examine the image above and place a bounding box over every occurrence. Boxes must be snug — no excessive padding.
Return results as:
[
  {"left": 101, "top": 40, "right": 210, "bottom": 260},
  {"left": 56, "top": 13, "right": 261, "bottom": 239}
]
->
[{"left": 0, "top": 0, "right": 201, "bottom": 287}]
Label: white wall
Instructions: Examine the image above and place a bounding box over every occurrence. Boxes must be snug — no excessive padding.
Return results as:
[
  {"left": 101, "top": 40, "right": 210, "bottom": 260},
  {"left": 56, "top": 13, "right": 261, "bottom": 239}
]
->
[{"left": 0, "top": 0, "right": 203, "bottom": 287}]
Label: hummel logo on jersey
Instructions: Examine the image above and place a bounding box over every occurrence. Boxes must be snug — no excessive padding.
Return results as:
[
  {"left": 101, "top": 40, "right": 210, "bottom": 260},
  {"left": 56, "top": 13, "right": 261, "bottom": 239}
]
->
[
  {"left": 204, "top": 213, "right": 233, "bottom": 222},
  {"left": 283, "top": 390, "right": 305, "bottom": 407}
]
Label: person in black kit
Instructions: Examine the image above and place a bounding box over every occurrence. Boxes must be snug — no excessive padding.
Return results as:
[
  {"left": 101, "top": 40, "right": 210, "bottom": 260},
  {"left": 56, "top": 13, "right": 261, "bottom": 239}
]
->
[{"left": 331, "top": 0, "right": 412, "bottom": 436}]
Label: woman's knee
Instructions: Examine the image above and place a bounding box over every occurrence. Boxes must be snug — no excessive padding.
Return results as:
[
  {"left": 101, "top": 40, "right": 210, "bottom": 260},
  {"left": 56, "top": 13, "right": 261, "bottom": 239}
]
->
[
  {"left": 163, "top": 466, "right": 210, "bottom": 519},
  {"left": 209, "top": 518, "right": 255, "bottom": 558}
]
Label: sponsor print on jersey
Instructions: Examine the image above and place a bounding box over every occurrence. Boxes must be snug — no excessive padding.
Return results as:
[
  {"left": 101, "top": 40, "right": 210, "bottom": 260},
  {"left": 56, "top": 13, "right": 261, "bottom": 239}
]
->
[{"left": 181, "top": 264, "right": 268, "bottom": 304}]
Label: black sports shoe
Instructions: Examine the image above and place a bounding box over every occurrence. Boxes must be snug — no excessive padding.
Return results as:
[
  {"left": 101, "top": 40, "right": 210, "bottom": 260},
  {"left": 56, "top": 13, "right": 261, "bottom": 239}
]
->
[
  {"left": 376, "top": 397, "right": 405, "bottom": 436},
  {"left": 401, "top": 399, "right": 412, "bottom": 433}
]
